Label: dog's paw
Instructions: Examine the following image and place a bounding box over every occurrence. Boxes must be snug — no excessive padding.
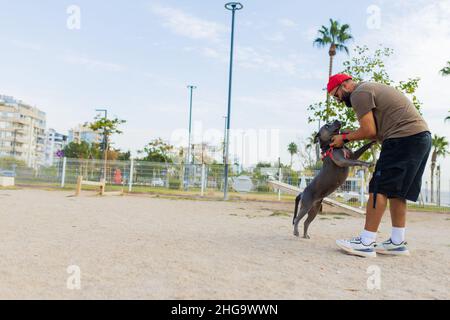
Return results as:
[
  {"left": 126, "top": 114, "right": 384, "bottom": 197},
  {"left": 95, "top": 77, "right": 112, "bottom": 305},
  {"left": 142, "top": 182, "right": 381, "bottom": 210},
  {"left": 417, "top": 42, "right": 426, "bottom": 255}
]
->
[{"left": 293, "top": 230, "right": 300, "bottom": 237}]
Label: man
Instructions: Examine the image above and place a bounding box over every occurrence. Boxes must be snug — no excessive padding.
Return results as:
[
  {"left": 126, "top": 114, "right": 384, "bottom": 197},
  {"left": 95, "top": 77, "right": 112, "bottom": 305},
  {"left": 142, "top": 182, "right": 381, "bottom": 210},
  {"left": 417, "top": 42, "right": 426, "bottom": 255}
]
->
[{"left": 327, "top": 74, "right": 431, "bottom": 258}]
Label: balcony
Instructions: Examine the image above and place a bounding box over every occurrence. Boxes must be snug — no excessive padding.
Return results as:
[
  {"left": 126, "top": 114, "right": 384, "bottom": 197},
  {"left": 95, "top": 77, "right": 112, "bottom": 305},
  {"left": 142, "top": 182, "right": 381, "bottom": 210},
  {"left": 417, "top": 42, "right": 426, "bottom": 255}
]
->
[{"left": 0, "top": 136, "right": 28, "bottom": 144}]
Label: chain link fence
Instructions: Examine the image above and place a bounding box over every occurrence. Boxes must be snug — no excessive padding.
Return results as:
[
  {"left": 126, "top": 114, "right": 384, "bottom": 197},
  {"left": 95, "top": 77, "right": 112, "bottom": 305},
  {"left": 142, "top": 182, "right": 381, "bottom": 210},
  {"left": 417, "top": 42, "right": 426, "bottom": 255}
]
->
[{"left": 1, "top": 156, "right": 448, "bottom": 213}]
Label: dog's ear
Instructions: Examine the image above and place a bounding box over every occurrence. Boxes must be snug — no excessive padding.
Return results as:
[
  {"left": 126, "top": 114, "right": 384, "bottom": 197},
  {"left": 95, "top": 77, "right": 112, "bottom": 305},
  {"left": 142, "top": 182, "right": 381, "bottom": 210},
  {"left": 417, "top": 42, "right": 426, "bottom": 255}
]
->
[{"left": 313, "top": 132, "right": 320, "bottom": 144}]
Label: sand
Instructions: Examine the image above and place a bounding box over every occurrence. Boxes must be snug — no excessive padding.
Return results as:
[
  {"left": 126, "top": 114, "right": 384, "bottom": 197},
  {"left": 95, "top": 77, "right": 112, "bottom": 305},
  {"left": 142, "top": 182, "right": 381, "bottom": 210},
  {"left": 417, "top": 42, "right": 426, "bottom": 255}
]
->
[{"left": 0, "top": 189, "right": 448, "bottom": 300}]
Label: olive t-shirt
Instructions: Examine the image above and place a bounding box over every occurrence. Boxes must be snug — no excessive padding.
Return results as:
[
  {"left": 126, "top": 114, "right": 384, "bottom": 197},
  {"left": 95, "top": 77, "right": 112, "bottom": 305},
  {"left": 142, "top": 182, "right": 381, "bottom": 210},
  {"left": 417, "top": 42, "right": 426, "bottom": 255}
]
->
[{"left": 350, "top": 82, "right": 429, "bottom": 142}]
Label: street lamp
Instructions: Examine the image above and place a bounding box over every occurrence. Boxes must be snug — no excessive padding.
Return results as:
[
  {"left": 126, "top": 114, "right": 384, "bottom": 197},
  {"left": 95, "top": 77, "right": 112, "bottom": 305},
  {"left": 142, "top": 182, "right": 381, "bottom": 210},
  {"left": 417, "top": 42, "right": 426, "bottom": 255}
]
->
[
  {"left": 95, "top": 108, "right": 108, "bottom": 180},
  {"left": 222, "top": 116, "right": 227, "bottom": 164},
  {"left": 223, "top": 2, "right": 243, "bottom": 200},
  {"left": 185, "top": 85, "right": 197, "bottom": 190}
]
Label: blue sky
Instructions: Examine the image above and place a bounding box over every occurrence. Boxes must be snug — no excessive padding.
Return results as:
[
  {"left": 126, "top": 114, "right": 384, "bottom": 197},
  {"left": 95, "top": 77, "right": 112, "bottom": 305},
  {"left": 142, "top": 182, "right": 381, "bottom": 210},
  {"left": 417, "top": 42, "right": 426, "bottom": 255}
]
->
[{"left": 1, "top": 0, "right": 449, "bottom": 185}]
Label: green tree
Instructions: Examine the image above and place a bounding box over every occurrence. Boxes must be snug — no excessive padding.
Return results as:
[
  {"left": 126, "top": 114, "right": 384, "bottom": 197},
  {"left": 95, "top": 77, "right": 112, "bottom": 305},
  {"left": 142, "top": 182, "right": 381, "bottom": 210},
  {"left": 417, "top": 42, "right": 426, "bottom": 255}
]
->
[
  {"left": 308, "top": 45, "right": 423, "bottom": 164},
  {"left": 287, "top": 142, "right": 298, "bottom": 168},
  {"left": 430, "top": 135, "right": 449, "bottom": 203},
  {"left": 117, "top": 150, "right": 131, "bottom": 161},
  {"left": 138, "top": 138, "right": 174, "bottom": 163},
  {"left": 256, "top": 162, "right": 272, "bottom": 168},
  {"left": 89, "top": 116, "right": 126, "bottom": 178},
  {"left": 440, "top": 62, "right": 450, "bottom": 122},
  {"left": 313, "top": 19, "right": 353, "bottom": 108},
  {"left": 440, "top": 61, "right": 450, "bottom": 76},
  {"left": 63, "top": 141, "right": 101, "bottom": 159}
]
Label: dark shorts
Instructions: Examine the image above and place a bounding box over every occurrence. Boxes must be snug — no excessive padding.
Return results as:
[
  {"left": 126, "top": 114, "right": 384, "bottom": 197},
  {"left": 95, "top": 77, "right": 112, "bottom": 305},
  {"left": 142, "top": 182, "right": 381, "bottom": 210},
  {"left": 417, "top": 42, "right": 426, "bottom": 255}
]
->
[{"left": 369, "top": 131, "right": 431, "bottom": 202}]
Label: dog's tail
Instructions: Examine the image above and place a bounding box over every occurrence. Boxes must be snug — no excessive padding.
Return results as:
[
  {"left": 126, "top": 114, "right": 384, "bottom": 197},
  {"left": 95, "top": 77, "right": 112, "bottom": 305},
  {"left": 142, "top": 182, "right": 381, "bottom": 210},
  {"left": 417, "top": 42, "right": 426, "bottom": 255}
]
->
[{"left": 293, "top": 193, "right": 302, "bottom": 225}]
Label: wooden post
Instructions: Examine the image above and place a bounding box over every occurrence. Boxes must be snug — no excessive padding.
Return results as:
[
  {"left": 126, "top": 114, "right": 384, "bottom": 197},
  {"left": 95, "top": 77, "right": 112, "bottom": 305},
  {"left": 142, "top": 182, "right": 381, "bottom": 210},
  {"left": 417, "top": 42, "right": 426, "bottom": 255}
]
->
[
  {"left": 128, "top": 159, "right": 134, "bottom": 193},
  {"left": 75, "top": 176, "right": 83, "bottom": 196},
  {"left": 61, "top": 157, "right": 67, "bottom": 188},
  {"left": 100, "top": 179, "right": 106, "bottom": 196},
  {"left": 201, "top": 163, "right": 205, "bottom": 197}
]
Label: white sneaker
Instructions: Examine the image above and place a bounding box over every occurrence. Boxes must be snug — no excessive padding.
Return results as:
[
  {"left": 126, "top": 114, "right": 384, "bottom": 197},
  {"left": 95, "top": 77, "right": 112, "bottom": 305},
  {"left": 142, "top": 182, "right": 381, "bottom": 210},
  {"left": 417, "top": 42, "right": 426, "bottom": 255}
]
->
[
  {"left": 336, "top": 237, "right": 377, "bottom": 258},
  {"left": 375, "top": 239, "right": 410, "bottom": 256}
]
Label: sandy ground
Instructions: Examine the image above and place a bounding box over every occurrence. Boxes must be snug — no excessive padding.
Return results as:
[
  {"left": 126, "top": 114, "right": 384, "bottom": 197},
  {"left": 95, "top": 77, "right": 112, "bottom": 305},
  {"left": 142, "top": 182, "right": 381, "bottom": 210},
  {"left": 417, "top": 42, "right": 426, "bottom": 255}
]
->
[{"left": 0, "top": 189, "right": 449, "bottom": 300}]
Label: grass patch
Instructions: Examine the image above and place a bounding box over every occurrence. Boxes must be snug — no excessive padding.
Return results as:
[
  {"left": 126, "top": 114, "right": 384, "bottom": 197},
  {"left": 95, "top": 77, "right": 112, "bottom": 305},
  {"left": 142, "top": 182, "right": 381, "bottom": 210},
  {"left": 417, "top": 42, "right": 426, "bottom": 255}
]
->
[{"left": 0, "top": 186, "right": 21, "bottom": 190}]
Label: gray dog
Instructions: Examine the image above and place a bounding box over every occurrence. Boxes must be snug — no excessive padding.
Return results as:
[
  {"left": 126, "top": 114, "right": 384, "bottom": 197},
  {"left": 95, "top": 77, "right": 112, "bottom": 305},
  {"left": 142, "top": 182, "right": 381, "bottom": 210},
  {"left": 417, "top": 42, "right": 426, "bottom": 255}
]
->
[{"left": 293, "top": 120, "right": 374, "bottom": 239}]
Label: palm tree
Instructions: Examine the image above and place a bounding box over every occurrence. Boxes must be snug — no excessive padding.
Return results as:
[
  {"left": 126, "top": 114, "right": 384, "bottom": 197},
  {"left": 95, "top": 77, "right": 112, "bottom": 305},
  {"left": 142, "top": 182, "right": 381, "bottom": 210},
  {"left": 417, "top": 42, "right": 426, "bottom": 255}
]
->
[
  {"left": 314, "top": 19, "right": 353, "bottom": 107},
  {"left": 288, "top": 142, "right": 298, "bottom": 168},
  {"left": 313, "top": 19, "right": 353, "bottom": 162},
  {"left": 430, "top": 135, "right": 449, "bottom": 203},
  {"left": 440, "top": 61, "right": 450, "bottom": 76}
]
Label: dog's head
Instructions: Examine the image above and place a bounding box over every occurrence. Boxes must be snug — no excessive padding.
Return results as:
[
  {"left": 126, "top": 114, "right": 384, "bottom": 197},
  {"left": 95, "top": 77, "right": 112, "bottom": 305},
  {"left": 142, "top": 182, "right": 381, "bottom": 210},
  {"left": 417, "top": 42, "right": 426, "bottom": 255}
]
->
[{"left": 314, "top": 120, "right": 342, "bottom": 148}]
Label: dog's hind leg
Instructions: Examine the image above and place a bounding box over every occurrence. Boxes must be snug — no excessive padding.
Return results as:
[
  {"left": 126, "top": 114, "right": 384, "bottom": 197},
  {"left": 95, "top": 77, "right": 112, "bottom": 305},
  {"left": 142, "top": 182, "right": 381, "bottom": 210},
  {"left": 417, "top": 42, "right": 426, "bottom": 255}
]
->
[
  {"left": 293, "top": 197, "right": 313, "bottom": 237},
  {"left": 303, "top": 201, "right": 322, "bottom": 239},
  {"left": 292, "top": 193, "right": 302, "bottom": 225}
]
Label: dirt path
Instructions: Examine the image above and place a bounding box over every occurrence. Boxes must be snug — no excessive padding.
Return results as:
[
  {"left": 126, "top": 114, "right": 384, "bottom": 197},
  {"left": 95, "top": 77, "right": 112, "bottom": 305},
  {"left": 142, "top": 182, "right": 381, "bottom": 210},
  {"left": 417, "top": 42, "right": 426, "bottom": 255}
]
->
[{"left": 0, "top": 189, "right": 448, "bottom": 299}]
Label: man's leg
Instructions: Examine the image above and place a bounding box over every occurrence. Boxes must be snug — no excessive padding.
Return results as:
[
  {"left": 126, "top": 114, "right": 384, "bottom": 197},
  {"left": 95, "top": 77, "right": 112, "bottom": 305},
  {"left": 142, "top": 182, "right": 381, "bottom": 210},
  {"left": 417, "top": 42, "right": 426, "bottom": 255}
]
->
[
  {"left": 390, "top": 197, "right": 407, "bottom": 228},
  {"left": 335, "top": 193, "right": 386, "bottom": 258},
  {"left": 364, "top": 193, "right": 388, "bottom": 232},
  {"left": 389, "top": 197, "right": 407, "bottom": 244}
]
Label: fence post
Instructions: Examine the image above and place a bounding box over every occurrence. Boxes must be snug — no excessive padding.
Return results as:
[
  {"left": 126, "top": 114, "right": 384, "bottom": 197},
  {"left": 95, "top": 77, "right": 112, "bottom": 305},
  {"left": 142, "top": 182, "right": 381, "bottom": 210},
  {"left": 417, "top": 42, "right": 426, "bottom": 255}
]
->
[
  {"left": 278, "top": 166, "right": 282, "bottom": 201},
  {"left": 61, "top": 157, "right": 67, "bottom": 188},
  {"left": 128, "top": 159, "right": 134, "bottom": 193},
  {"left": 359, "top": 169, "right": 365, "bottom": 208},
  {"left": 201, "top": 163, "right": 206, "bottom": 197}
]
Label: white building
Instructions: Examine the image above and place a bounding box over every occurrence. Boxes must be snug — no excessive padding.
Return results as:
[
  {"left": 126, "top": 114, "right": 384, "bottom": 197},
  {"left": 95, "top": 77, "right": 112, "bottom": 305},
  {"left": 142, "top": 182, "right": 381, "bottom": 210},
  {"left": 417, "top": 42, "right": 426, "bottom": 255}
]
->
[
  {"left": 68, "top": 124, "right": 102, "bottom": 145},
  {"left": 0, "top": 95, "right": 46, "bottom": 168},
  {"left": 44, "top": 129, "right": 68, "bottom": 166}
]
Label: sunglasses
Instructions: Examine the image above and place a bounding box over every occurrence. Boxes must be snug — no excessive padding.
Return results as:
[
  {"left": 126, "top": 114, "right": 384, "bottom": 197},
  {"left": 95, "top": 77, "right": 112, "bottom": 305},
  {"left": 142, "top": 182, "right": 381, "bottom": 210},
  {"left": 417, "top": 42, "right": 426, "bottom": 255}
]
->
[{"left": 332, "top": 84, "right": 344, "bottom": 102}]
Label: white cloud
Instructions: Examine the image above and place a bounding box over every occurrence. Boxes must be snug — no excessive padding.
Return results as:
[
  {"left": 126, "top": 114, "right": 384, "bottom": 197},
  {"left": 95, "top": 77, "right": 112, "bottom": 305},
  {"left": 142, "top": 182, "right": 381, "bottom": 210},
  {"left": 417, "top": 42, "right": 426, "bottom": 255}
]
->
[
  {"left": 264, "top": 32, "right": 286, "bottom": 43},
  {"left": 303, "top": 25, "right": 319, "bottom": 42},
  {"left": 279, "top": 18, "right": 298, "bottom": 28},
  {"left": 12, "top": 40, "right": 42, "bottom": 52},
  {"left": 63, "top": 54, "right": 126, "bottom": 72},
  {"left": 360, "top": 0, "right": 450, "bottom": 117},
  {"left": 150, "top": 4, "right": 226, "bottom": 42}
]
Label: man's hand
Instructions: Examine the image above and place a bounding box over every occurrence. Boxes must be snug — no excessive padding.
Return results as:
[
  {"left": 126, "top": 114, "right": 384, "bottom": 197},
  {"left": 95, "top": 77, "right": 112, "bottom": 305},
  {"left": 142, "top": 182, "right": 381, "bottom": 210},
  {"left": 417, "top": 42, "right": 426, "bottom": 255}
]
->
[{"left": 330, "top": 135, "right": 345, "bottom": 148}]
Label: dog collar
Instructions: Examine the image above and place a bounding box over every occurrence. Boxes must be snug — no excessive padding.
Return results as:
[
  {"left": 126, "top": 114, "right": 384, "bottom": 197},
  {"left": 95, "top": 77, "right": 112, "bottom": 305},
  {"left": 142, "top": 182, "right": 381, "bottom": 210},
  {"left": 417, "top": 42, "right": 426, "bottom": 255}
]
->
[{"left": 321, "top": 147, "right": 334, "bottom": 160}]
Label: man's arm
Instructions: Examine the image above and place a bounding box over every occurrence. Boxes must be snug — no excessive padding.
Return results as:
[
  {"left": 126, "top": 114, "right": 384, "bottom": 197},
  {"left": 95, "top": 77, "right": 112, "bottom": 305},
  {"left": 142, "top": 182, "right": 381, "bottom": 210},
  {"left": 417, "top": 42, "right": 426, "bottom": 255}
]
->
[{"left": 331, "top": 111, "right": 377, "bottom": 147}]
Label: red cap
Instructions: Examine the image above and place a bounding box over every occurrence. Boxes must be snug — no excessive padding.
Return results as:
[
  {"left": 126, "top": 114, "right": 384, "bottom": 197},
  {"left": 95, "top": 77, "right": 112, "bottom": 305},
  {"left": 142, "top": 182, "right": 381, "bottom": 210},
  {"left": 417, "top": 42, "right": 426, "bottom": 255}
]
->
[{"left": 327, "top": 74, "right": 352, "bottom": 93}]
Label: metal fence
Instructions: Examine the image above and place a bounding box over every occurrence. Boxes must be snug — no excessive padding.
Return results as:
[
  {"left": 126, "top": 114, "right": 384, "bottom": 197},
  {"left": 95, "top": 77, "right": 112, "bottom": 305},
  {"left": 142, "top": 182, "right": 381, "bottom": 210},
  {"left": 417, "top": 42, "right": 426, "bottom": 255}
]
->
[{"left": 1, "top": 156, "right": 449, "bottom": 213}]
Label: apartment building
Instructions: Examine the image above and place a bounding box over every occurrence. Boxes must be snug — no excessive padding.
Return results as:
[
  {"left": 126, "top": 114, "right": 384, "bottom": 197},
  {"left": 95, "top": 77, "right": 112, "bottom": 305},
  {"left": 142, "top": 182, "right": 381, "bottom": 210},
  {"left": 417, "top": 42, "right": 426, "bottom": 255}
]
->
[
  {"left": 44, "top": 129, "right": 68, "bottom": 166},
  {"left": 0, "top": 95, "right": 46, "bottom": 168},
  {"left": 68, "top": 124, "right": 103, "bottom": 145}
]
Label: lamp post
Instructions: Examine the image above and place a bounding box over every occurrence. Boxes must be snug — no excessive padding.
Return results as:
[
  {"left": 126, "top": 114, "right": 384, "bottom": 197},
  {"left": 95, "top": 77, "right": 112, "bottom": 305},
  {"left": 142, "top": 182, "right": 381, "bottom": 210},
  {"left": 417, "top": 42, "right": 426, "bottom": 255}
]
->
[
  {"left": 223, "top": 2, "right": 243, "bottom": 200},
  {"left": 185, "top": 85, "right": 196, "bottom": 190},
  {"left": 241, "top": 130, "right": 245, "bottom": 173},
  {"left": 95, "top": 108, "right": 108, "bottom": 181},
  {"left": 222, "top": 116, "right": 227, "bottom": 164}
]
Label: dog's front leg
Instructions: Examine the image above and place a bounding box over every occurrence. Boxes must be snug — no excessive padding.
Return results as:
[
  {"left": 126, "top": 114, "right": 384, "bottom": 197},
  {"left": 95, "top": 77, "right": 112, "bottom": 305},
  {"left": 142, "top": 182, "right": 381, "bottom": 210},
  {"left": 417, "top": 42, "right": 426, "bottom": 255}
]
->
[
  {"left": 351, "top": 141, "right": 376, "bottom": 160},
  {"left": 332, "top": 151, "right": 372, "bottom": 168}
]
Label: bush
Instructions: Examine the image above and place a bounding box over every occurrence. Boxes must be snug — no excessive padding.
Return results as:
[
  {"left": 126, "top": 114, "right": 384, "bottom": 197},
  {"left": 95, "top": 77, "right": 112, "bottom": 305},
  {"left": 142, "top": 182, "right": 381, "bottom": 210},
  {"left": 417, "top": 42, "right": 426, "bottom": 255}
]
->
[
  {"left": 257, "top": 185, "right": 271, "bottom": 193},
  {"left": 168, "top": 179, "right": 181, "bottom": 190},
  {"left": 0, "top": 157, "right": 27, "bottom": 169}
]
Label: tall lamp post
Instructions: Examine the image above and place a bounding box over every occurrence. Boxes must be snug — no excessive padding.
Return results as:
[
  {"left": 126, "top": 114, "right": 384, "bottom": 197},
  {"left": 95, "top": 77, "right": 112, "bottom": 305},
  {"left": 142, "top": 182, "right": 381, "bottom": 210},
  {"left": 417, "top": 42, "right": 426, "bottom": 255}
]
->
[
  {"left": 222, "top": 116, "right": 227, "bottom": 164},
  {"left": 95, "top": 108, "right": 108, "bottom": 181},
  {"left": 223, "top": 2, "right": 243, "bottom": 200},
  {"left": 185, "top": 85, "right": 196, "bottom": 190}
]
